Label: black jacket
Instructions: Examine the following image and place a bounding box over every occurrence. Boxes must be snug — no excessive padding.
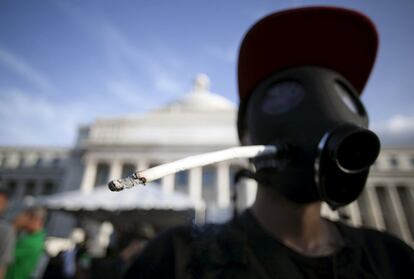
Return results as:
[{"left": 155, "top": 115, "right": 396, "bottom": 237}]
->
[{"left": 124, "top": 211, "right": 414, "bottom": 279}]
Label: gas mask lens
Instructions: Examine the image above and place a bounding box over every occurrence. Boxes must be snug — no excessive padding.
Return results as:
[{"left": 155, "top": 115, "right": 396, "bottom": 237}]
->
[
  {"left": 261, "top": 81, "right": 305, "bottom": 115},
  {"left": 334, "top": 81, "right": 366, "bottom": 116}
]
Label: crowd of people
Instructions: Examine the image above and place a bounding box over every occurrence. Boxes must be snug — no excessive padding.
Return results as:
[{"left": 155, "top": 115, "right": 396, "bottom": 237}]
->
[
  {"left": 42, "top": 228, "right": 148, "bottom": 279},
  {"left": 0, "top": 188, "right": 149, "bottom": 279}
]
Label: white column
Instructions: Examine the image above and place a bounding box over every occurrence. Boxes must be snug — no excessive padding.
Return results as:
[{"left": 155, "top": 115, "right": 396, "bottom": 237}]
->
[
  {"left": 388, "top": 186, "right": 412, "bottom": 242},
  {"left": 135, "top": 160, "right": 148, "bottom": 172},
  {"left": 80, "top": 159, "right": 97, "bottom": 194},
  {"left": 245, "top": 179, "right": 257, "bottom": 207},
  {"left": 216, "top": 162, "right": 230, "bottom": 208},
  {"left": 83, "top": 220, "right": 108, "bottom": 257},
  {"left": 366, "top": 185, "right": 386, "bottom": 230},
  {"left": 321, "top": 203, "right": 339, "bottom": 220},
  {"left": 189, "top": 167, "right": 202, "bottom": 203},
  {"left": 162, "top": 174, "right": 175, "bottom": 194},
  {"left": 108, "top": 160, "right": 123, "bottom": 181},
  {"left": 348, "top": 201, "right": 362, "bottom": 226}
]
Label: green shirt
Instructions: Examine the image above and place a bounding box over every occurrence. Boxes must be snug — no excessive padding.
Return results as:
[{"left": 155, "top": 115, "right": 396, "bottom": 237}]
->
[{"left": 6, "top": 230, "right": 45, "bottom": 279}]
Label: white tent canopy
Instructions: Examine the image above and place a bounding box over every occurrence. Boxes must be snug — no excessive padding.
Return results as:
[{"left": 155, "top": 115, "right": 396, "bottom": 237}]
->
[
  {"left": 37, "top": 184, "right": 198, "bottom": 212},
  {"left": 36, "top": 185, "right": 203, "bottom": 231}
]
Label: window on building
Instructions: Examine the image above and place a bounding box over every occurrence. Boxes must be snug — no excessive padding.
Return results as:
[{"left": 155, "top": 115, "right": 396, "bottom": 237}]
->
[
  {"left": 35, "top": 157, "right": 43, "bottom": 168},
  {"left": 2, "top": 157, "right": 8, "bottom": 168},
  {"left": 6, "top": 180, "right": 17, "bottom": 198},
  {"left": 95, "top": 163, "right": 110, "bottom": 186},
  {"left": 25, "top": 180, "right": 36, "bottom": 197},
  {"left": 51, "top": 158, "right": 61, "bottom": 167},
  {"left": 18, "top": 155, "right": 25, "bottom": 168},
  {"left": 148, "top": 162, "right": 161, "bottom": 185},
  {"left": 389, "top": 156, "right": 399, "bottom": 168},
  {"left": 122, "top": 163, "right": 136, "bottom": 178},
  {"left": 175, "top": 170, "right": 189, "bottom": 193},
  {"left": 42, "top": 181, "right": 55, "bottom": 195},
  {"left": 229, "top": 165, "right": 242, "bottom": 187},
  {"left": 202, "top": 165, "right": 216, "bottom": 203},
  {"left": 229, "top": 165, "right": 245, "bottom": 209},
  {"left": 202, "top": 166, "right": 216, "bottom": 187}
]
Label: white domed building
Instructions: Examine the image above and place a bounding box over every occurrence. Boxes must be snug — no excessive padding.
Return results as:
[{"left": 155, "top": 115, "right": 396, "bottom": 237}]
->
[
  {"left": 1, "top": 74, "right": 413, "bottom": 250},
  {"left": 67, "top": 74, "right": 255, "bottom": 221}
]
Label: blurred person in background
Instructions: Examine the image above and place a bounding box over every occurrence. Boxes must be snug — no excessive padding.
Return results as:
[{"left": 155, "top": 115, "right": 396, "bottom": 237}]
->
[
  {"left": 59, "top": 228, "right": 86, "bottom": 279},
  {"left": 42, "top": 228, "right": 88, "bottom": 279},
  {"left": 90, "top": 225, "right": 154, "bottom": 279},
  {"left": 6, "top": 207, "right": 46, "bottom": 279},
  {"left": 0, "top": 189, "right": 15, "bottom": 279}
]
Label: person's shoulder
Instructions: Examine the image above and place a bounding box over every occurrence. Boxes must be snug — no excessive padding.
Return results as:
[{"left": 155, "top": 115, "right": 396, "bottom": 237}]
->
[
  {"left": 335, "top": 221, "right": 414, "bottom": 264},
  {"left": 131, "top": 221, "right": 237, "bottom": 260},
  {"left": 147, "top": 220, "right": 242, "bottom": 247},
  {"left": 26, "top": 229, "right": 46, "bottom": 242},
  {"left": 123, "top": 224, "right": 194, "bottom": 279},
  {"left": 34, "top": 229, "right": 46, "bottom": 239},
  {"left": 148, "top": 223, "right": 196, "bottom": 248},
  {"left": 0, "top": 219, "right": 12, "bottom": 231},
  {"left": 0, "top": 221, "right": 15, "bottom": 246},
  {"left": 0, "top": 220, "right": 15, "bottom": 264},
  {"left": 124, "top": 221, "right": 246, "bottom": 279},
  {"left": 337, "top": 221, "right": 411, "bottom": 248}
]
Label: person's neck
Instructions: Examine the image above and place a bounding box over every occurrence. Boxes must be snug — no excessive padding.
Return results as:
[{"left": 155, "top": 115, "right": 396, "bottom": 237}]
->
[{"left": 251, "top": 186, "right": 342, "bottom": 257}]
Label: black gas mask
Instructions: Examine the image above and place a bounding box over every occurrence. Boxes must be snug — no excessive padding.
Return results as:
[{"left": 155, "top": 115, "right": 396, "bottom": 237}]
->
[{"left": 238, "top": 66, "right": 380, "bottom": 209}]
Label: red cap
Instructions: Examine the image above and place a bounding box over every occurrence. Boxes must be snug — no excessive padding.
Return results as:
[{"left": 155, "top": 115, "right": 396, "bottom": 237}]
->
[{"left": 237, "top": 6, "right": 378, "bottom": 102}]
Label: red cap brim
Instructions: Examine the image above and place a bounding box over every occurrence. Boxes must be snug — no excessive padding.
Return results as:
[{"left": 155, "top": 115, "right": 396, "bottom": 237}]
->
[{"left": 237, "top": 6, "right": 378, "bottom": 101}]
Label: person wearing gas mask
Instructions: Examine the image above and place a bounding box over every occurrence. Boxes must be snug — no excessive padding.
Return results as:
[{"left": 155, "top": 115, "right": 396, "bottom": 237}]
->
[{"left": 124, "top": 7, "right": 414, "bottom": 279}]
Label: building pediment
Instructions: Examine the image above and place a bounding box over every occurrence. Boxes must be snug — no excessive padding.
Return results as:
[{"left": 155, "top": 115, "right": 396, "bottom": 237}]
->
[{"left": 81, "top": 74, "right": 238, "bottom": 147}]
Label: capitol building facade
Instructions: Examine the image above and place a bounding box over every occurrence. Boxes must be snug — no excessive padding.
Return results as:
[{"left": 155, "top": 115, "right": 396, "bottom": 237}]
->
[{"left": 0, "top": 74, "right": 413, "bottom": 248}]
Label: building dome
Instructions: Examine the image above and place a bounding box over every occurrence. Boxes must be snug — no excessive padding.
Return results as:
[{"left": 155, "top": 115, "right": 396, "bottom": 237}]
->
[
  {"left": 158, "top": 73, "right": 236, "bottom": 112},
  {"left": 83, "top": 74, "right": 238, "bottom": 146}
]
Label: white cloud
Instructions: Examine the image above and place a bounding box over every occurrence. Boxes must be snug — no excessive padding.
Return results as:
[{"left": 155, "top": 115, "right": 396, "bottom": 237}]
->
[
  {"left": 97, "top": 22, "right": 185, "bottom": 95},
  {"left": 0, "top": 88, "right": 88, "bottom": 146},
  {"left": 0, "top": 82, "right": 165, "bottom": 146},
  {"left": 373, "top": 115, "right": 414, "bottom": 134},
  {"left": 150, "top": 67, "right": 184, "bottom": 94},
  {"left": 385, "top": 115, "right": 414, "bottom": 133},
  {"left": 58, "top": 3, "right": 186, "bottom": 96},
  {"left": 98, "top": 21, "right": 148, "bottom": 66},
  {"left": 105, "top": 79, "right": 161, "bottom": 110},
  {"left": 372, "top": 115, "right": 414, "bottom": 147},
  {"left": 105, "top": 80, "right": 141, "bottom": 105},
  {"left": 0, "top": 48, "right": 54, "bottom": 92}
]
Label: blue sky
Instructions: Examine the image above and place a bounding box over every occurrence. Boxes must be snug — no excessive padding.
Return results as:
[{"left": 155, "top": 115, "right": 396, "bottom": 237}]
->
[{"left": 0, "top": 0, "right": 413, "bottom": 147}]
